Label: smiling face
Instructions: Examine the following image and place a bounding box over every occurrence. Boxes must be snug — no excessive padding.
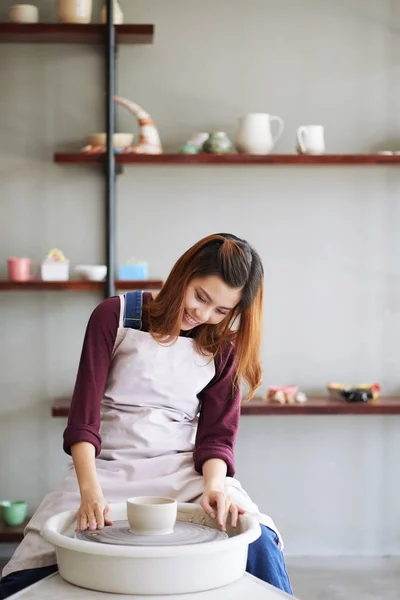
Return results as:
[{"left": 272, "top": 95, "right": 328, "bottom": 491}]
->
[{"left": 181, "top": 275, "right": 242, "bottom": 330}]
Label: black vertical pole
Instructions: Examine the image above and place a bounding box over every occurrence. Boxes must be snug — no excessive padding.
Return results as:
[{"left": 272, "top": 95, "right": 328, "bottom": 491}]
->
[{"left": 105, "top": 0, "right": 115, "bottom": 298}]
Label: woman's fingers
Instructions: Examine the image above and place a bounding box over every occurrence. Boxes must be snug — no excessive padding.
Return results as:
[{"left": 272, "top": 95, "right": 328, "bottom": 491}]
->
[
  {"left": 77, "top": 511, "right": 88, "bottom": 531},
  {"left": 200, "top": 493, "right": 244, "bottom": 531},
  {"left": 104, "top": 504, "right": 112, "bottom": 526},
  {"left": 216, "top": 494, "right": 228, "bottom": 530},
  {"left": 230, "top": 503, "right": 239, "bottom": 528},
  {"left": 200, "top": 496, "right": 216, "bottom": 519},
  {"left": 87, "top": 507, "right": 97, "bottom": 531},
  {"left": 94, "top": 503, "right": 105, "bottom": 529},
  {"left": 215, "top": 494, "right": 232, "bottom": 531}
]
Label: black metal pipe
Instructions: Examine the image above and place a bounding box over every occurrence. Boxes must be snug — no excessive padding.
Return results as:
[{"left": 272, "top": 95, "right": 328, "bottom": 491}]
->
[{"left": 105, "top": 0, "right": 116, "bottom": 298}]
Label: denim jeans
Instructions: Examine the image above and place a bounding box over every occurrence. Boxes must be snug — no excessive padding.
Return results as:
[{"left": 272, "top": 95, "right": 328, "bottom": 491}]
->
[
  {"left": 246, "top": 524, "right": 293, "bottom": 595},
  {"left": 0, "top": 565, "right": 58, "bottom": 599}
]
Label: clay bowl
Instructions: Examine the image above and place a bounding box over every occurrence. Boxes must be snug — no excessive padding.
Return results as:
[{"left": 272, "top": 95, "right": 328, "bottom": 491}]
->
[
  {"left": 127, "top": 496, "right": 177, "bottom": 536},
  {"left": 86, "top": 133, "right": 134, "bottom": 148}
]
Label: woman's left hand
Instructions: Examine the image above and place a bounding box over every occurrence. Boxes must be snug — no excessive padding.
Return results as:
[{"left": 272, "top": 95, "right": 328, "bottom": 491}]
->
[{"left": 200, "top": 488, "right": 245, "bottom": 532}]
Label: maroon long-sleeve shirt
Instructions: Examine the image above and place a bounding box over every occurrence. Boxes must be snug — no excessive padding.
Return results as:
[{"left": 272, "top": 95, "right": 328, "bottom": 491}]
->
[{"left": 63, "top": 294, "right": 241, "bottom": 476}]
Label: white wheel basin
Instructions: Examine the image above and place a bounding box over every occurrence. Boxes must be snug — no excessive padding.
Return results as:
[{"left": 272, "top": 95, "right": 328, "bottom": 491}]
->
[{"left": 41, "top": 502, "right": 261, "bottom": 595}]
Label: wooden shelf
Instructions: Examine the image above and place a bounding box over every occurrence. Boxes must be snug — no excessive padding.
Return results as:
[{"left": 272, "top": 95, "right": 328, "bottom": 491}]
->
[
  {"left": 241, "top": 396, "right": 400, "bottom": 415},
  {"left": 116, "top": 280, "right": 163, "bottom": 291},
  {"left": 0, "top": 280, "right": 163, "bottom": 292},
  {"left": 0, "top": 23, "right": 154, "bottom": 44},
  {"left": 51, "top": 396, "right": 400, "bottom": 418},
  {"left": 54, "top": 153, "right": 400, "bottom": 166},
  {"left": 0, "top": 518, "right": 29, "bottom": 543},
  {"left": 52, "top": 397, "right": 73, "bottom": 417}
]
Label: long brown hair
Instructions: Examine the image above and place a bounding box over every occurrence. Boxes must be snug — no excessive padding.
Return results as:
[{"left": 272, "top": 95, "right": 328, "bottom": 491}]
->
[{"left": 144, "top": 234, "right": 264, "bottom": 400}]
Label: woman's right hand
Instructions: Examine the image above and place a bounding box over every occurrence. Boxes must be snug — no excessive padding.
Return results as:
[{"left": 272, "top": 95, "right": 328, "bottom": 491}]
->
[{"left": 75, "top": 488, "right": 112, "bottom": 531}]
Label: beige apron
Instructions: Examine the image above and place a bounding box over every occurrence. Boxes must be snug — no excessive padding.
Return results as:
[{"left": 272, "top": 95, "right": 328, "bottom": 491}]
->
[{"left": 3, "top": 295, "right": 281, "bottom": 578}]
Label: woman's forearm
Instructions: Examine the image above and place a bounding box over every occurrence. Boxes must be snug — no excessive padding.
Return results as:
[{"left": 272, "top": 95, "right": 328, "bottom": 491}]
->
[
  {"left": 71, "top": 441, "right": 101, "bottom": 494},
  {"left": 202, "top": 458, "right": 227, "bottom": 491}
]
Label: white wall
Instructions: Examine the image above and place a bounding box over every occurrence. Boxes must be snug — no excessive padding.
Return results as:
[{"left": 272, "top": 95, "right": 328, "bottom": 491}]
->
[{"left": 1, "top": 0, "right": 400, "bottom": 555}]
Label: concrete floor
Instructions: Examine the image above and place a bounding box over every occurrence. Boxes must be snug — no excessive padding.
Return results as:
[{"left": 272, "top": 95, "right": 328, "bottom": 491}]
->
[
  {"left": 1, "top": 557, "right": 400, "bottom": 599},
  {"left": 287, "top": 557, "right": 400, "bottom": 600}
]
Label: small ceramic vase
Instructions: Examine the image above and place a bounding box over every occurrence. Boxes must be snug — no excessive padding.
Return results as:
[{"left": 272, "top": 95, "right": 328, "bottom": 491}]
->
[
  {"left": 202, "top": 132, "right": 233, "bottom": 154},
  {"left": 101, "top": 0, "right": 123, "bottom": 24},
  {"left": 179, "top": 142, "right": 199, "bottom": 154},
  {"left": 188, "top": 132, "right": 209, "bottom": 151}
]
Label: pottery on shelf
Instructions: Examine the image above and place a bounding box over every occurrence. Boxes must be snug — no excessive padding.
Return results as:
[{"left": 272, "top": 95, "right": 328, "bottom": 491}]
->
[
  {"left": 81, "top": 97, "right": 162, "bottom": 155},
  {"left": 7, "top": 257, "right": 36, "bottom": 282},
  {"left": 188, "top": 132, "right": 209, "bottom": 151},
  {"left": 57, "top": 0, "right": 92, "bottom": 24},
  {"left": 296, "top": 125, "right": 325, "bottom": 155},
  {"left": 235, "top": 113, "right": 284, "bottom": 155},
  {"left": 101, "top": 0, "right": 123, "bottom": 24},
  {"left": 179, "top": 132, "right": 209, "bottom": 154},
  {"left": 179, "top": 142, "right": 199, "bottom": 154},
  {"left": 41, "top": 248, "right": 69, "bottom": 282},
  {"left": 0, "top": 501, "right": 28, "bottom": 526},
  {"left": 86, "top": 133, "right": 134, "bottom": 149},
  {"left": 9, "top": 5, "right": 39, "bottom": 23},
  {"left": 113, "top": 96, "right": 162, "bottom": 154},
  {"left": 75, "top": 265, "right": 107, "bottom": 282},
  {"left": 265, "top": 385, "right": 308, "bottom": 405},
  {"left": 119, "top": 260, "right": 148, "bottom": 280},
  {"left": 202, "top": 132, "right": 233, "bottom": 154}
]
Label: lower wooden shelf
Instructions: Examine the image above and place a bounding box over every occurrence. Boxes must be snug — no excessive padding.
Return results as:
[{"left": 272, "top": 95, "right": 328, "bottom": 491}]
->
[
  {"left": 0, "top": 518, "right": 29, "bottom": 543},
  {"left": 51, "top": 396, "right": 400, "bottom": 417},
  {"left": 0, "top": 280, "right": 163, "bottom": 292}
]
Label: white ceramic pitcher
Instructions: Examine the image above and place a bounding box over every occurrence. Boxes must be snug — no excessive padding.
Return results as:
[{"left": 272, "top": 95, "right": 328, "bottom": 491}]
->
[{"left": 235, "top": 113, "right": 284, "bottom": 155}]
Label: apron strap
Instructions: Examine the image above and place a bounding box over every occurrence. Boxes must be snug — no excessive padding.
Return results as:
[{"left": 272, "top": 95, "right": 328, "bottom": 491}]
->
[{"left": 123, "top": 291, "right": 143, "bottom": 329}]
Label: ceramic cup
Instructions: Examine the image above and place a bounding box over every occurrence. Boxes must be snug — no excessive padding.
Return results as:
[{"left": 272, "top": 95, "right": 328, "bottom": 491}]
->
[
  {"left": 9, "top": 5, "right": 39, "bottom": 23},
  {"left": 127, "top": 496, "right": 177, "bottom": 536},
  {"left": 7, "top": 257, "right": 37, "bottom": 281},
  {"left": 0, "top": 501, "right": 28, "bottom": 526},
  {"left": 297, "top": 125, "right": 325, "bottom": 155}
]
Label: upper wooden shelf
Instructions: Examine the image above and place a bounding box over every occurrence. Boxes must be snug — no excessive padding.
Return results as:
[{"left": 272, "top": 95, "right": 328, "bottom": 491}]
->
[
  {"left": 0, "top": 280, "right": 163, "bottom": 292},
  {"left": 0, "top": 518, "right": 29, "bottom": 543},
  {"left": 53, "top": 153, "right": 400, "bottom": 166},
  {"left": 51, "top": 396, "right": 400, "bottom": 418},
  {"left": 0, "top": 23, "right": 154, "bottom": 44}
]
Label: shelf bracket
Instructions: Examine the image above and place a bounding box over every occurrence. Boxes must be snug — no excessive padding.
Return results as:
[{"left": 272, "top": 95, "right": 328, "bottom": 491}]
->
[{"left": 105, "top": 0, "right": 116, "bottom": 299}]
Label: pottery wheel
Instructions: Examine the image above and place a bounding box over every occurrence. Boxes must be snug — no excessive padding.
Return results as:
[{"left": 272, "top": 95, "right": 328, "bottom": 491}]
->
[{"left": 75, "top": 520, "right": 228, "bottom": 546}]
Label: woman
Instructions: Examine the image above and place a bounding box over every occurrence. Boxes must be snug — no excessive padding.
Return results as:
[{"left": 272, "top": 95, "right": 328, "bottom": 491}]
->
[{"left": 0, "top": 233, "right": 292, "bottom": 598}]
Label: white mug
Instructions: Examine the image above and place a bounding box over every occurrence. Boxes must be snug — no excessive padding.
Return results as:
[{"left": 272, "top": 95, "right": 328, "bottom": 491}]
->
[{"left": 297, "top": 125, "right": 325, "bottom": 155}]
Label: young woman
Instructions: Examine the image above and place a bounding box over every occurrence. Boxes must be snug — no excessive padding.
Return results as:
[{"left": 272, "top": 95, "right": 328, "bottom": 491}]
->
[{"left": 0, "top": 233, "right": 292, "bottom": 598}]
